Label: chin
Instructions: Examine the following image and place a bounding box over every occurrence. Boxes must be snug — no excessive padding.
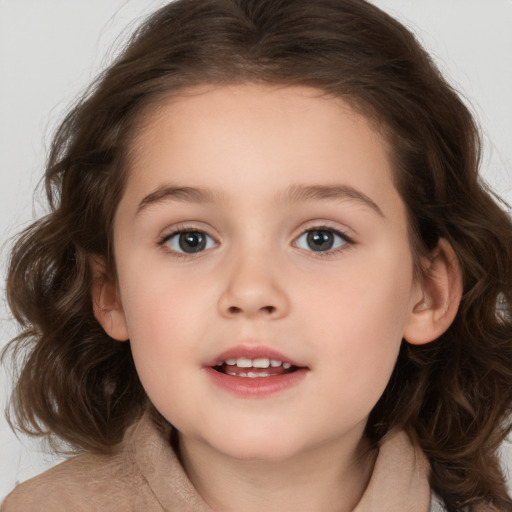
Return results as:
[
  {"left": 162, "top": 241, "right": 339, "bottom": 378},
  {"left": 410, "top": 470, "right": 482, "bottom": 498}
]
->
[{"left": 204, "top": 428, "right": 308, "bottom": 462}]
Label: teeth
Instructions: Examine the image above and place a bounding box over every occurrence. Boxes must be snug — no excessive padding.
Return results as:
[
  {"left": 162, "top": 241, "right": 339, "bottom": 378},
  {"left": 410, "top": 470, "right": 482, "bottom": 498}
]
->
[
  {"left": 247, "top": 371, "right": 268, "bottom": 378},
  {"left": 252, "top": 358, "right": 270, "bottom": 368},
  {"left": 219, "top": 357, "right": 292, "bottom": 369},
  {"left": 230, "top": 371, "right": 272, "bottom": 378}
]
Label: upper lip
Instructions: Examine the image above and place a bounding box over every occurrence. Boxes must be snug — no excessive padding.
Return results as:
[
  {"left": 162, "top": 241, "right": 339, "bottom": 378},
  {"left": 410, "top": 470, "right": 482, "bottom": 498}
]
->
[{"left": 204, "top": 344, "right": 304, "bottom": 368}]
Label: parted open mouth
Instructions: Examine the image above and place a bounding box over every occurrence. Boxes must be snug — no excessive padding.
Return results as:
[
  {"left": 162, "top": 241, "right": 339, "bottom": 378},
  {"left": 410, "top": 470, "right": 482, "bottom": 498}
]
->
[
  {"left": 205, "top": 345, "right": 306, "bottom": 379},
  {"left": 205, "top": 346, "right": 308, "bottom": 396},
  {"left": 212, "top": 357, "right": 299, "bottom": 378}
]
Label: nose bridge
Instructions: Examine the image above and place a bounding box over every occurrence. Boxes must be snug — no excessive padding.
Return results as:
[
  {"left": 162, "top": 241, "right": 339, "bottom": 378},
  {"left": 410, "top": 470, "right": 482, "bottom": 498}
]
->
[{"left": 217, "top": 240, "right": 289, "bottom": 319}]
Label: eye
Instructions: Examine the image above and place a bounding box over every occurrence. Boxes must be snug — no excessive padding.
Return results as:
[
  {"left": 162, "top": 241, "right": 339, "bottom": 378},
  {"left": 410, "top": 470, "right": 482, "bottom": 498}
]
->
[
  {"left": 295, "top": 228, "right": 349, "bottom": 252},
  {"left": 162, "top": 230, "right": 217, "bottom": 254}
]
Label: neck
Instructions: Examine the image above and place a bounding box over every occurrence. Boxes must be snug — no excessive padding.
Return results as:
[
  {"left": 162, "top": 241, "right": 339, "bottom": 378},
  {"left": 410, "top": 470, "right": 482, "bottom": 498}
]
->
[{"left": 177, "top": 430, "right": 377, "bottom": 512}]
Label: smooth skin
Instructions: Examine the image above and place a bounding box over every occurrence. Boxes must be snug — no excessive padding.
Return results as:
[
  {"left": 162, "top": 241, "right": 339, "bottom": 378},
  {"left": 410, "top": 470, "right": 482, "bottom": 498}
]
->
[{"left": 92, "top": 84, "right": 462, "bottom": 512}]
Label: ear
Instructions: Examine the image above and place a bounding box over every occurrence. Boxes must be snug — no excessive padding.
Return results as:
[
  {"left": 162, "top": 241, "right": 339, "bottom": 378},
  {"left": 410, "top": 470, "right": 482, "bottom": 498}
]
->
[
  {"left": 90, "top": 256, "right": 129, "bottom": 341},
  {"left": 403, "top": 239, "right": 462, "bottom": 345}
]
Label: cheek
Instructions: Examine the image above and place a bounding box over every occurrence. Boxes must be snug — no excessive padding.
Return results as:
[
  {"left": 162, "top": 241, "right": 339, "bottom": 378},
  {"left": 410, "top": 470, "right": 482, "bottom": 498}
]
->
[
  {"left": 119, "top": 274, "right": 211, "bottom": 421},
  {"left": 306, "top": 244, "right": 414, "bottom": 335},
  {"left": 303, "top": 246, "right": 414, "bottom": 401},
  {"left": 120, "top": 260, "right": 211, "bottom": 332},
  {"left": 116, "top": 268, "right": 206, "bottom": 374}
]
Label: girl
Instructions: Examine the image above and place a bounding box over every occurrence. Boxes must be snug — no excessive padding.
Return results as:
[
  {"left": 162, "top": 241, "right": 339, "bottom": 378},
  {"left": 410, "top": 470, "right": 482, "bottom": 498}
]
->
[{"left": 2, "top": 0, "right": 512, "bottom": 510}]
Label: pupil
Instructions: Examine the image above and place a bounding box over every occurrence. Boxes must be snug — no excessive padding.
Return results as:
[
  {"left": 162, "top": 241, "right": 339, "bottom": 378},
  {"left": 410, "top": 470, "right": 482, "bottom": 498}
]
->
[
  {"left": 307, "top": 230, "right": 334, "bottom": 251},
  {"left": 179, "top": 232, "right": 206, "bottom": 253}
]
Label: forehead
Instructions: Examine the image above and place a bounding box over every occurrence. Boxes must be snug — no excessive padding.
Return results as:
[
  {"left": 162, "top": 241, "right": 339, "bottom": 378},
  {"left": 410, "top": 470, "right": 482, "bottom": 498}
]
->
[{"left": 120, "top": 83, "right": 401, "bottom": 218}]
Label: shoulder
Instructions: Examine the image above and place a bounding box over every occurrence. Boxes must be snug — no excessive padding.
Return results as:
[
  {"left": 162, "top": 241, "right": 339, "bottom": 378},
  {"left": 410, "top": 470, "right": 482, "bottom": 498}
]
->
[
  {"left": 1, "top": 411, "right": 179, "bottom": 512},
  {"left": 1, "top": 449, "right": 148, "bottom": 512}
]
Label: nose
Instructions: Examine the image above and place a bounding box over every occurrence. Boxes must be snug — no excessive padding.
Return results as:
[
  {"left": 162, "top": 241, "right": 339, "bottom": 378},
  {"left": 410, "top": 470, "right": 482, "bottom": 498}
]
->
[{"left": 217, "top": 252, "right": 290, "bottom": 320}]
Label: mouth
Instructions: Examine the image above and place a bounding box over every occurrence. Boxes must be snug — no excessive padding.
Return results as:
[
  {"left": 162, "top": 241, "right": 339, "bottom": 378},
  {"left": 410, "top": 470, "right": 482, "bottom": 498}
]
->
[
  {"left": 204, "top": 345, "right": 308, "bottom": 397},
  {"left": 212, "top": 357, "right": 298, "bottom": 378}
]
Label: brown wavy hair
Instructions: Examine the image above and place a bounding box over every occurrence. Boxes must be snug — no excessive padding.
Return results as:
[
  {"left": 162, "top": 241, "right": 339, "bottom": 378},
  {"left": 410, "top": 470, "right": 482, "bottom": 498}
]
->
[{"left": 3, "top": 0, "right": 512, "bottom": 509}]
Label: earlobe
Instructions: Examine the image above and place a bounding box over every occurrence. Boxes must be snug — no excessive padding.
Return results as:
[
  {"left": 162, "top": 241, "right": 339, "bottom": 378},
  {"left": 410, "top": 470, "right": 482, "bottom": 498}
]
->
[
  {"left": 90, "top": 256, "right": 129, "bottom": 341},
  {"left": 403, "top": 239, "right": 463, "bottom": 345}
]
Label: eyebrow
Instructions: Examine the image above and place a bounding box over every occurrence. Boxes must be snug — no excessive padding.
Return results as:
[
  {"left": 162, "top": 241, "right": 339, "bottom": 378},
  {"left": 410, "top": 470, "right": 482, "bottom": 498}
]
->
[
  {"left": 136, "top": 185, "right": 225, "bottom": 215},
  {"left": 136, "top": 183, "right": 384, "bottom": 217},
  {"left": 279, "top": 184, "right": 384, "bottom": 217}
]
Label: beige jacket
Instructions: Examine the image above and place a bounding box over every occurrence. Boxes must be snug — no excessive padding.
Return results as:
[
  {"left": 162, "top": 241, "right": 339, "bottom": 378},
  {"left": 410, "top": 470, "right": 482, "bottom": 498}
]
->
[{"left": 2, "top": 412, "right": 434, "bottom": 511}]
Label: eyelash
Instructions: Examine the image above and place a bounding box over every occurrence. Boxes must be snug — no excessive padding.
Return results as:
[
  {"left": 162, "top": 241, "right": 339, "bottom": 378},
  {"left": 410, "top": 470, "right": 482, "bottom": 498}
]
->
[
  {"left": 157, "top": 224, "right": 354, "bottom": 258},
  {"left": 158, "top": 225, "right": 219, "bottom": 259},
  {"left": 294, "top": 224, "right": 354, "bottom": 258}
]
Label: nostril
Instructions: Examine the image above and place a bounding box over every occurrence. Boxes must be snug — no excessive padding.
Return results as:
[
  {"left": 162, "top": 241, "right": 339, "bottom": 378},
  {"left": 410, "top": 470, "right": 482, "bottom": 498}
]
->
[{"left": 226, "top": 305, "right": 276, "bottom": 315}]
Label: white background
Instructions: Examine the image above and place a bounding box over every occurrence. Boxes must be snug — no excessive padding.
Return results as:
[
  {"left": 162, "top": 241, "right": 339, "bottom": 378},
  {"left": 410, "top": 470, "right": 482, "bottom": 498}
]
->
[{"left": 1, "top": 0, "right": 511, "bottom": 500}]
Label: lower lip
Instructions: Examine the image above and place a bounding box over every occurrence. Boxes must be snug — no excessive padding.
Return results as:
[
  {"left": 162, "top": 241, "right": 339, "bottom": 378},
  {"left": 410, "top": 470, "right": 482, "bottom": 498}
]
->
[{"left": 204, "top": 367, "right": 308, "bottom": 397}]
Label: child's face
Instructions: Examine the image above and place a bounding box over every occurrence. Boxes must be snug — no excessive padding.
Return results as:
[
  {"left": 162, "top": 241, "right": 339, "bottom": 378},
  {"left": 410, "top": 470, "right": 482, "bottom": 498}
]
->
[{"left": 109, "top": 84, "right": 423, "bottom": 461}]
